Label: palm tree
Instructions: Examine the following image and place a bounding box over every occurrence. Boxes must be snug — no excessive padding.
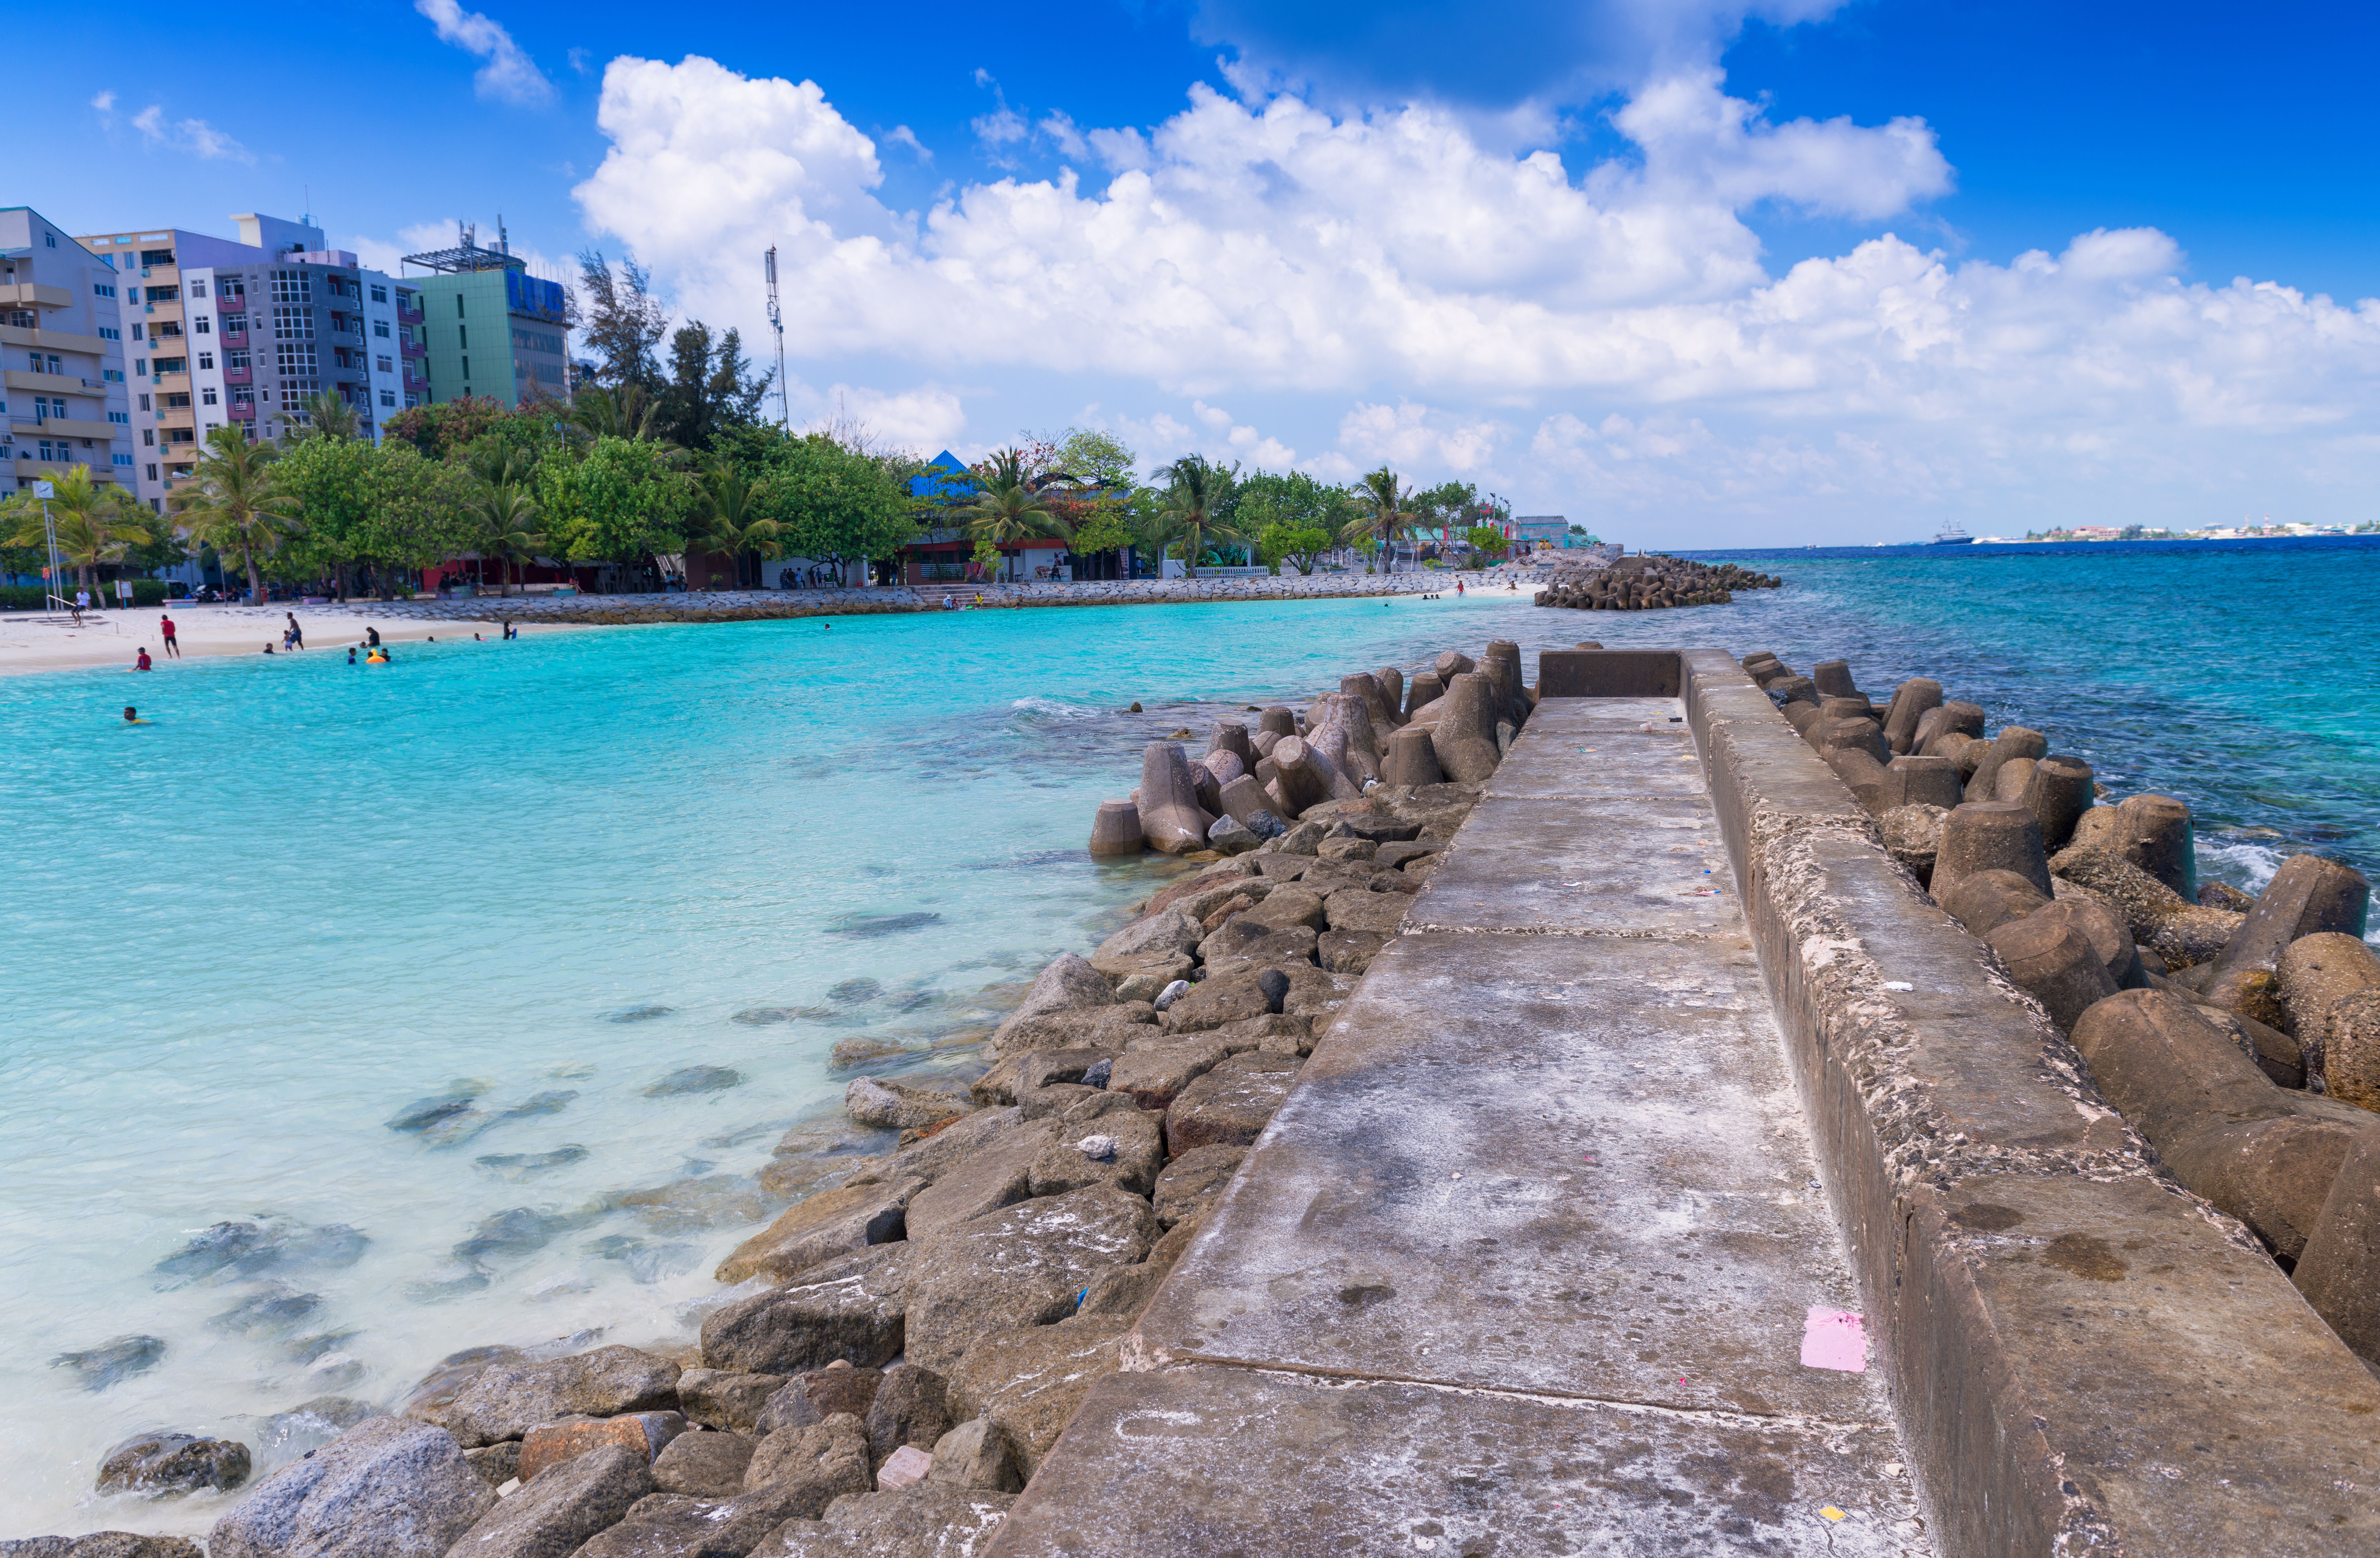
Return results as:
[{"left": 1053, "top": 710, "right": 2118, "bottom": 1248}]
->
[
  {"left": 295, "top": 390, "right": 359, "bottom": 441},
  {"left": 688, "top": 458, "right": 780, "bottom": 589},
  {"left": 477, "top": 486, "right": 546, "bottom": 596},
  {"left": 2, "top": 466, "right": 140, "bottom": 601},
  {"left": 172, "top": 426, "right": 299, "bottom": 604},
  {"left": 1154, "top": 452, "right": 1239, "bottom": 575},
  {"left": 570, "top": 383, "right": 664, "bottom": 443},
  {"left": 1341, "top": 465, "right": 1416, "bottom": 572},
  {"left": 955, "top": 448, "right": 1067, "bottom": 581}
]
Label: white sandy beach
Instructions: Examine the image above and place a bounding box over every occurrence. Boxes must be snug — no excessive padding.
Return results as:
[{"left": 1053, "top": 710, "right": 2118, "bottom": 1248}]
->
[{"left": 0, "top": 602, "right": 569, "bottom": 675}]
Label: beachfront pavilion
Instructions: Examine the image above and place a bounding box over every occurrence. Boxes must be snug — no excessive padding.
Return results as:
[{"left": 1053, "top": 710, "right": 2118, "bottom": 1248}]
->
[{"left": 895, "top": 450, "right": 1078, "bottom": 585}]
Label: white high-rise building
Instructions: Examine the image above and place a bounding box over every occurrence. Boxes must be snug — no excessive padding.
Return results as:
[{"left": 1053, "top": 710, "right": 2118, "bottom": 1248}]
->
[
  {"left": 76, "top": 213, "right": 414, "bottom": 510},
  {"left": 1, "top": 206, "right": 137, "bottom": 497}
]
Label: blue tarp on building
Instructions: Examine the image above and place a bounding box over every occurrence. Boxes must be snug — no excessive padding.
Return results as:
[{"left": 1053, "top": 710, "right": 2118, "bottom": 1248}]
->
[{"left": 908, "top": 450, "right": 976, "bottom": 503}]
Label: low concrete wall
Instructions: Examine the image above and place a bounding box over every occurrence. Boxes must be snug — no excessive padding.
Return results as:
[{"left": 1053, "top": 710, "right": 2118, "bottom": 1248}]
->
[{"left": 1678, "top": 647, "right": 2380, "bottom": 1554}]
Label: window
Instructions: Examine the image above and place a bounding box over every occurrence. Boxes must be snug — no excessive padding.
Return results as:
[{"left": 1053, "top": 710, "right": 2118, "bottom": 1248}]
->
[
  {"left": 370, "top": 285, "right": 387, "bottom": 303},
  {"left": 269, "top": 270, "right": 312, "bottom": 303},
  {"left": 273, "top": 305, "right": 314, "bottom": 341},
  {"left": 143, "top": 429, "right": 155, "bottom": 446},
  {"left": 154, "top": 357, "right": 187, "bottom": 374},
  {"left": 103, "top": 368, "right": 125, "bottom": 382},
  {"left": 140, "top": 248, "right": 174, "bottom": 266},
  {"left": 38, "top": 438, "right": 55, "bottom": 460},
  {"left": 373, "top": 319, "right": 390, "bottom": 338},
  {"left": 457, "top": 294, "right": 467, "bottom": 317},
  {"left": 405, "top": 393, "right": 419, "bottom": 409},
  {"left": 226, "top": 350, "right": 249, "bottom": 370},
  {"left": 458, "top": 324, "right": 468, "bottom": 348},
  {"left": 461, "top": 356, "right": 471, "bottom": 378},
  {"left": 48, "top": 396, "right": 67, "bottom": 418},
  {"left": 146, "top": 463, "right": 158, "bottom": 481},
  {"left": 93, "top": 282, "right": 117, "bottom": 298},
  {"left": 161, "top": 393, "right": 191, "bottom": 409},
  {"left": 276, "top": 341, "right": 318, "bottom": 376},
  {"left": 135, "top": 358, "right": 147, "bottom": 376},
  {"left": 380, "top": 390, "right": 396, "bottom": 407},
  {"left": 154, "top": 322, "right": 183, "bottom": 339},
  {"left": 194, "top": 316, "right": 211, "bottom": 335},
  {"left": 139, "top": 394, "right": 150, "bottom": 410},
  {"left": 114, "top": 452, "right": 134, "bottom": 467},
  {"left": 146, "top": 285, "right": 179, "bottom": 302},
  {"left": 376, "top": 354, "right": 393, "bottom": 373},
  {"left": 131, "top": 323, "right": 144, "bottom": 340},
  {"left": 98, "top": 326, "right": 121, "bottom": 341},
  {"left": 109, "top": 410, "right": 130, "bottom": 424},
  {"left": 190, "top": 281, "right": 207, "bottom": 297},
  {"left": 201, "top": 387, "right": 218, "bottom": 405},
  {"left": 197, "top": 352, "right": 214, "bottom": 370},
  {"left": 47, "top": 354, "right": 62, "bottom": 372}
]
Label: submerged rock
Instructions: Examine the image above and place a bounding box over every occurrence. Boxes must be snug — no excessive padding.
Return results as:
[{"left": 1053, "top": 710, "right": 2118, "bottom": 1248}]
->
[
  {"left": 96, "top": 1431, "right": 252, "bottom": 1496},
  {"left": 208, "top": 1284, "right": 323, "bottom": 1337},
  {"left": 474, "top": 1146, "right": 590, "bottom": 1179},
  {"left": 842, "top": 1077, "right": 971, "bottom": 1132},
  {"left": 642, "top": 1065, "right": 744, "bottom": 1097},
  {"left": 50, "top": 1334, "right": 165, "bottom": 1391},
  {"left": 830, "top": 913, "right": 943, "bottom": 939},
  {"left": 423, "top": 1346, "right": 684, "bottom": 1449},
  {"left": 827, "top": 978, "right": 886, "bottom": 1004},
  {"left": 609, "top": 1005, "right": 677, "bottom": 1022},
  {"left": 153, "top": 1218, "right": 367, "bottom": 1285}
]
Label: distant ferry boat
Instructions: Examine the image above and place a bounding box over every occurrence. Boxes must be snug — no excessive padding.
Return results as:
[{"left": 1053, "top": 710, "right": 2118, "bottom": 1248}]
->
[{"left": 1930, "top": 524, "right": 1974, "bottom": 545}]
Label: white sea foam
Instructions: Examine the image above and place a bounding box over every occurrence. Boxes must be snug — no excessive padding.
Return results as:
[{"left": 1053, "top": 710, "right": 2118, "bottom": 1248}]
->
[{"left": 2198, "top": 837, "right": 2285, "bottom": 895}]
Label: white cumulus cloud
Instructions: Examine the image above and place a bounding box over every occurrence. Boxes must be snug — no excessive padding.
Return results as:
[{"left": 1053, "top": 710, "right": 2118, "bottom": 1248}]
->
[
  {"left": 569, "top": 53, "right": 2380, "bottom": 538},
  {"left": 130, "top": 104, "right": 253, "bottom": 163},
  {"left": 415, "top": 0, "right": 554, "bottom": 107}
]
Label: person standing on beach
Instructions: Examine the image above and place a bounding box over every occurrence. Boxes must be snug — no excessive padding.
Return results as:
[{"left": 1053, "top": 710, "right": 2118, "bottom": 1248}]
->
[
  {"left": 286, "top": 612, "right": 305, "bottom": 650},
  {"left": 160, "top": 613, "right": 180, "bottom": 657}
]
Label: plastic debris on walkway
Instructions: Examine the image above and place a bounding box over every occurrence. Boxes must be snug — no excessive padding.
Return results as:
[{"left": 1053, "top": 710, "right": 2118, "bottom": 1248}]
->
[{"left": 1800, "top": 1306, "right": 1868, "bottom": 1372}]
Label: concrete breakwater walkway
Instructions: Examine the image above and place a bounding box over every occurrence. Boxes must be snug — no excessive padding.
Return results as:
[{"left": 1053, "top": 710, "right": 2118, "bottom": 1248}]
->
[
  {"left": 311, "top": 572, "right": 1549, "bottom": 628},
  {"left": 991, "top": 648, "right": 2380, "bottom": 1555}
]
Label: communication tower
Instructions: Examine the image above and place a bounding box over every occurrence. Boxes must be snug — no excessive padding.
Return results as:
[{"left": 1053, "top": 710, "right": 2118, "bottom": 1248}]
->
[{"left": 765, "top": 247, "right": 788, "bottom": 431}]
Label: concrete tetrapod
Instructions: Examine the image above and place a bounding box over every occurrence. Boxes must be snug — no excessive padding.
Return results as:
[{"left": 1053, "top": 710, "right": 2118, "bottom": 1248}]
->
[
  {"left": 1433, "top": 650, "right": 1475, "bottom": 683},
  {"left": 1088, "top": 801, "right": 1144, "bottom": 857},
  {"left": 1370, "top": 666, "right": 1403, "bottom": 720},
  {"left": 1137, "top": 744, "right": 1217, "bottom": 856},
  {"left": 2215, "top": 854, "right": 2372, "bottom": 978},
  {"left": 1201, "top": 749, "right": 1247, "bottom": 788},
  {"left": 2117, "top": 794, "right": 2198, "bottom": 900},
  {"left": 1268, "top": 737, "right": 1339, "bottom": 815},
  {"left": 1882, "top": 677, "right": 1944, "bottom": 754},
  {"left": 2294, "top": 1132, "right": 2380, "bottom": 1363},
  {"left": 1427, "top": 672, "right": 1502, "bottom": 784},
  {"left": 1214, "top": 774, "right": 1278, "bottom": 828},
  {"left": 1932, "top": 801, "right": 2052, "bottom": 900},
  {"left": 1401, "top": 671, "right": 1443, "bottom": 720},
  {"left": 1257, "top": 706, "right": 1296, "bottom": 738},
  {"left": 1938, "top": 868, "right": 2051, "bottom": 936},
  {"left": 1986, "top": 913, "right": 2121, "bottom": 1031},
  {"left": 1482, "top": 640, "right": 1525, "bottom": 723},
  {"left": 1811, "top": 658, "right": 1858, "bottom": 697},
  {"left": 2020, "top": 755, "right": 2096, "bottom": 852},
  {"left": 1963, "top": 726, "right": 2048, "bottom": 803},
  {"left": 1914, "top": 699, "right": 1986, "bottom": 754},
  {"left": 1341, "top": 672, "right": 1399, "bottom": 735},
  {"left": 1206, "top": 721, "right": 1254, "bottom": 767},
  {"left": 1381, "top": 726, "right": 1444, "bottom": 787},
  {"left": 1885, "top": 754, "right": 1963, "bottom": 811},
  {"left": 2278, "top": 934, "right": 2380, "bottom": 1104}
]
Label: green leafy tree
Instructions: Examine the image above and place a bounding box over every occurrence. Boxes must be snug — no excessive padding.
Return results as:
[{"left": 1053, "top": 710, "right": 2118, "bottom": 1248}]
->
[
  {"left": 1051, "top": 427, "right": 1136, "bottom": 486},
  {"left": 575, "top": 249, "right": 669, "bottom": 390},
  {"left": 171, "top": 427, "right": 300, "bottom": 603},
  {"left": 1, "top": 466, "right": 141, "bottom": 598},
  {"left": 1340, "top": 466, "right": 1416, "bottom": 571},
  {"left": 1154, "top": 452, "right": 1240, "bottom": 572},
  {"left": 383, "top": 396, "right": 516, "bottom": 460},
  {"left": 274, "top": 433, "right": 378, "bottom": 597},
  {"left": 540, "top": 435, "right": 696, "bottom": 571},
  {"left": 355, "top": 445, "right": 479, "bottom": 597},
  {"left": 293, "top": 389, "right": 360, "bottom": 442},
  {"left": 1465, "top": 524, "right": 1509, "bottom": 562},
  {"left": 1255, "top": 517, "right": 1334, "bottom": 575},
  {"left": 960, "top": 449, "right": 1067, "bottom": 544},
  {"left": 659, "top": 323, "right": 772, "bottom": 452},
  {"left": 688, "top": 456, "right": 780, "bottom": 587},
  {"left": 754, "top": 433, "right": 915, "bottom": 585}
]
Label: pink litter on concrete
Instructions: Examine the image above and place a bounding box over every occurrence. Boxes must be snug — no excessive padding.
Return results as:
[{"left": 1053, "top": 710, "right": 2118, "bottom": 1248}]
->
[
  {"left": 1801, "top": 1307, "right": 1867, "bottom": 1372},
  {"left": 877, "top": 1444, "right": 934, "bottom": 1489}
]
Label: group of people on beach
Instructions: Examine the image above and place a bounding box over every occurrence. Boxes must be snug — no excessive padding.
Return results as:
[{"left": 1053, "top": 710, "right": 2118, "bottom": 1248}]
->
[{"left": 128, "top": 614, "right": 521, "bottom": 673}]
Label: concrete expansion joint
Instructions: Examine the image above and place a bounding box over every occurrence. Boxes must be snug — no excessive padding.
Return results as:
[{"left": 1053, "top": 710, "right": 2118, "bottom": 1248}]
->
[
  {"left": 1129, "top": 1351, "right": 1898, "bottom": 1438},
  {"left": 1403, "top": 921, "right": 1714, "bottom": 942}
]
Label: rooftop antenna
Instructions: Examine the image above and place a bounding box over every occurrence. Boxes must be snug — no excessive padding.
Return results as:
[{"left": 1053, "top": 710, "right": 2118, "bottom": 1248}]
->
[
  {"left": 498, "top": 215, "right": 509, "bottom": 256},
  {"left": 765, "top": 246, "right": 788, "bottom": 432}
]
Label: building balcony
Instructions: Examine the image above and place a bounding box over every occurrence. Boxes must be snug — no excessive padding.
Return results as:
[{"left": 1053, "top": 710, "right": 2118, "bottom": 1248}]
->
[
  {"left": 152, "top": 372, "right": 191, "bottom": 395},
  {"left": 0, "top": 283, "right": 72, "bottom": 310},
  {"left": 219, "top": 327, "right": 247, "bottom": 347},
  {"left": 403, "top": 373, "right": 429, "bottom": 394},
  {"left": 29, "top": 416, "right": 121, "bottom": 441},
  {"left": 0, "top": 323, "right": 111, "bottom": 355},
  {"left": 156, "top": 406, "right": 197, "bottom": 429},
  {"left": 228, "top": 401, "right": 256, "bottom": 422},
  {"left": 399, "top": 337, "right": 426, "bottom": 357},
  {"left": 223, "top": 365, "right": 252, "bottom": 385},
  {"left": 4, "top": 367, "right": 95, "bottom": 394},
  {"left": 396, "top": 301, "right": 424, "bottom": 324},
  {"left": 143, "top": 302, "right": 184, "bottom": 324}
]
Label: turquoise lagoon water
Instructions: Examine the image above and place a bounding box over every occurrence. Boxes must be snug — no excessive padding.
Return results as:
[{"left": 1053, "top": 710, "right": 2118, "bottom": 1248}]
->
[{"left": 2, "top": 539, "right": 2374, "bottom": 1534}]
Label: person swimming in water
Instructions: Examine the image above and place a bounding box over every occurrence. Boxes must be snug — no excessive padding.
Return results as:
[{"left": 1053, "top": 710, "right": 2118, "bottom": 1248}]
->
[
  {"left": 367, "top": 646, "right": 389, "bottom": 663},
  {"left": 134, "top": 647, "right": 152, "bottom": 671},
  {"left": 347, "top": 647, "right": 357, "bottom": 664},
  {"left": 123, "top": 706, "right": 145, "bottom": 724}
]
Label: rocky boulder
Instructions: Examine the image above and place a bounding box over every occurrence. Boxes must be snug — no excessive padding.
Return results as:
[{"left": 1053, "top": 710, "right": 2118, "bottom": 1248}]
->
[
  {"left": 674, "top": 1369, "right": 786, "bottom": 1435},
  {"left": 700, "top": 1244, "right": 913, "bottom": 1374},
  {"left": 924, "top": 1419, "right": 1022, "bottom": 1493},
  {"left": 515, "top": 1412, "right": 683, "bottom": 1482},
  {"left": 209, "top": 1416, "right": 496, "bottom": 1558},
  {"left": 842, "top": 1078, "right": 972, "bottom": 1133},
  {"left": 714, "top": 1177, "right": 924, "bottom": 1286},
  {"left": 755, "top": 1366, "right": 882, "bottom": 1435},
  {"left": 424, "top": 1347, "right": 681, "bottom": 1449},
  {"left": 742, "top": 1414, "right": 873, "bottom": 1508},
  {"left": 649, "top": 1430, "right": 754, "bottom": 1497},
  {"left": 1165, "top": 1051, "right": 1303, "bottom": 1154},
  {"left": 1152, "top": 1144, "right": 1245, "bottom": 1228},
  {"left": 902, "top": 1184, "right": 1157, "bottom": 1371},
  {"left": 986, "top": 955, "right": 1115, "bottom": 1051},
  {"left": 447, "top": 1442, "right": 652, "bottom": 1558},
  {"left": 95, "top": 1431, "right": 250, "bottom": 1496},
  {"left": 944, "top": 1316, "right": 1133, "bottom": 1475}
]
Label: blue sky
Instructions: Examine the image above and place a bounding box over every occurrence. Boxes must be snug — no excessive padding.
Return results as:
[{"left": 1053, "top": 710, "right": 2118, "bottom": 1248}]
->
[{"left": 31, "top": 0, "right": 2380, "bottom": 542}]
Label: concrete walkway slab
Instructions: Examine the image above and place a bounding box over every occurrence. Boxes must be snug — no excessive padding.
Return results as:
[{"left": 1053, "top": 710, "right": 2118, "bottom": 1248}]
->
[
  {"left": 990, "top": 1364, "right": 1928, "bottom": 1557},
  {"left": 989, "top": 693, "right": 1928, "bottom": 1556}
]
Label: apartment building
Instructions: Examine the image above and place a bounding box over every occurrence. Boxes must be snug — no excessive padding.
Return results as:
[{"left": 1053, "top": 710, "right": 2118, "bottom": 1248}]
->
[
  {"left": 76, "top": 214, "right": 414, "bottom": 506},
  {"left": 0, "top": 207, "right": 136, "bottom": 497},
  {"left": 400, "top": 226, "right": 569, "bottom": 409}
]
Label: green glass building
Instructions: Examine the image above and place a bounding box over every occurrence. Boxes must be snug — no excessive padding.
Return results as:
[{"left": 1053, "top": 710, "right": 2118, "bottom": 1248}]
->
[{"left": 400, "top": 229, "right": 569, "bottom": 408}]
